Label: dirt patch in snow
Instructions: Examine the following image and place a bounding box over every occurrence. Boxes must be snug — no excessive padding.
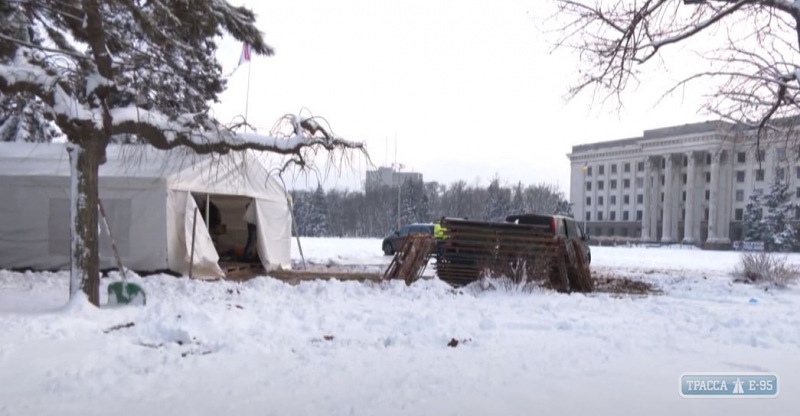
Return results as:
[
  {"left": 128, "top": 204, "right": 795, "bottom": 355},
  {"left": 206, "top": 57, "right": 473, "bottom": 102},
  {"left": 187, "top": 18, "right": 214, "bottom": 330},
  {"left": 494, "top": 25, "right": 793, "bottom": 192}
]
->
[{"left": 591, "top": 273, "right": 661, "bottom": 296}]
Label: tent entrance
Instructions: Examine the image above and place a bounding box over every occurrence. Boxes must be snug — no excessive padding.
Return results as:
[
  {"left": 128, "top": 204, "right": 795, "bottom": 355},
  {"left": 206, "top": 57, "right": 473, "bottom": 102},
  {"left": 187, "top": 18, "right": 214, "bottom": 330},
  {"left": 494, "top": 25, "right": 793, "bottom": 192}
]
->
[{"left": 192, "top": 193, "right": 261, "bottom": 265}]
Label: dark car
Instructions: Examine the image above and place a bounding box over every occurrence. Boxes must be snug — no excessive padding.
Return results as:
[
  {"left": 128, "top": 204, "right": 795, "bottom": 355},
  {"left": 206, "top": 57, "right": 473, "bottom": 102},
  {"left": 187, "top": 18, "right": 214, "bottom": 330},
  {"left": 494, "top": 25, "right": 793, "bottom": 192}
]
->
[
  {"left": 505, "top": 213, "right": 591, "bottom": 264},
  {"left": 382, "top": 223, "right": 435, "bottom": 255}
]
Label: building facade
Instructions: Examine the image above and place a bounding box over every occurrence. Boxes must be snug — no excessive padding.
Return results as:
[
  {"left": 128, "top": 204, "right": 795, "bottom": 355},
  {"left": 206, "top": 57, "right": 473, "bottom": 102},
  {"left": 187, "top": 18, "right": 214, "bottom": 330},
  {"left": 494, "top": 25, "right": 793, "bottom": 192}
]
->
[
  {"left": 567, "top": 120, "right": 799, "bottom": 247},
  {"left": 365, "top": 166, "right": 423, "bottom": 192}
]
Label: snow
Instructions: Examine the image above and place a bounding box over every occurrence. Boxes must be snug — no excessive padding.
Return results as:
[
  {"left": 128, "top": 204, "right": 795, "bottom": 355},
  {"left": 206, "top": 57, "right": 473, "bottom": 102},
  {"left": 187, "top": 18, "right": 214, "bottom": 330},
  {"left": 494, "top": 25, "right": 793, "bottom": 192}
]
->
[{"left": 2, "top": 240, "right": 800, "bottom": 415}]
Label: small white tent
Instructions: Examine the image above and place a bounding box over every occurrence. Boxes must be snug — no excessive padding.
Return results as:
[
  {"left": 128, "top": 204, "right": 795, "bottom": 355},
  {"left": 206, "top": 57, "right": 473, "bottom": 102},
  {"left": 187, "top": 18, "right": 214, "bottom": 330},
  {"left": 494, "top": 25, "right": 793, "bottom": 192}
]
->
[{"left": 0, "top": 142, "right": 293, "bottom": 279}]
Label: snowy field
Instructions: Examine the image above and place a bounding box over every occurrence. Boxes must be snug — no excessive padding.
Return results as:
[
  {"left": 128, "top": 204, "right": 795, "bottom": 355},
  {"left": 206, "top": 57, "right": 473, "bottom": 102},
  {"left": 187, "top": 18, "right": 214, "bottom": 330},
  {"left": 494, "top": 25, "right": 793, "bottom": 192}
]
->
[{"left": 1, "top": 238, "right": 800, "bottom": 415}]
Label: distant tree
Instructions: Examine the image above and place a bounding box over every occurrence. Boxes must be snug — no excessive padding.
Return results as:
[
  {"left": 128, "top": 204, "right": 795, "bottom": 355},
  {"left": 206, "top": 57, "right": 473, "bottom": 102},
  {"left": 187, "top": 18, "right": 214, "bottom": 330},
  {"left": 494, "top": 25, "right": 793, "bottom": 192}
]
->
[
  {"left": 307, "top": 185, "right": 328, "bottom": 237},
  {"left": 554, "top": 199, "right": 573, "bottom": 217},
  {"left": 761, "top": 178, "right": 797, "bottom": 251},
  {"left": 510, "top": 182, "right": 525, "bottom": 215},
  {"left": 743, "top": 191, "right": 767, "bottom": 243},
  {"left": 483, "top": 177, "right": 511, "bottom": 221}
]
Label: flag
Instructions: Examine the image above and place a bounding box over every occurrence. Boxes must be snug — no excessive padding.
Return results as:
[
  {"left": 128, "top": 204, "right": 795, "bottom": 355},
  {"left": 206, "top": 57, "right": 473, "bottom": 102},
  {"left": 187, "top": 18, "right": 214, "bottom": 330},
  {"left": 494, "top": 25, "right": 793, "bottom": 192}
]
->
[
  {"left": 238, "top": 42, "right": 251, "bottom": 67},
  {"left": 225, "top": 42, "right": 252, "bottom": 77}
]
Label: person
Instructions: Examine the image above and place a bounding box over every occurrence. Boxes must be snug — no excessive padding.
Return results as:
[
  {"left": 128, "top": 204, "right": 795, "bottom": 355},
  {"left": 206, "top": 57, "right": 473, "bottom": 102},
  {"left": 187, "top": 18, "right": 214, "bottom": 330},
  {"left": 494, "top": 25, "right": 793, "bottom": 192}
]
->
[
  {"left": 433, "top": 219, "right": 448, "bottom": 258},
  {"left": 241, "top": 199, "right": 257, "bottom": 261}
]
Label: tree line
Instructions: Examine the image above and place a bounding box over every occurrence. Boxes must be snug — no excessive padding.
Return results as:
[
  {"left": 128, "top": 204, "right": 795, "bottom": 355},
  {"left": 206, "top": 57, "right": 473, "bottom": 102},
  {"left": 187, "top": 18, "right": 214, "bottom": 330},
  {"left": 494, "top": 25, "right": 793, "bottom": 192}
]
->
[{"left": 290, "top": 178, "right": 572, "bottom": 238}]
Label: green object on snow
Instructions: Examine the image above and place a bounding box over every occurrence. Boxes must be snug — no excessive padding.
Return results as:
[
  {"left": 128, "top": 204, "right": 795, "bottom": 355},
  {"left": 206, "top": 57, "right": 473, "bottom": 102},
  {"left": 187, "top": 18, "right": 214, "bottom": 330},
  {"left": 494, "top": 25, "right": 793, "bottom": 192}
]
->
[{"left": 107, "top": 281, "right": 147, "bottom": 306}]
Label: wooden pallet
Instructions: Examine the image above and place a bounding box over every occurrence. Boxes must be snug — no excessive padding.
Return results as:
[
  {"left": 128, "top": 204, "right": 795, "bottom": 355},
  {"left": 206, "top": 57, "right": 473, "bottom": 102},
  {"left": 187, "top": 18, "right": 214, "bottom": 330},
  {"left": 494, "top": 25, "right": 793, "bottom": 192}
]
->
[{"left": 383, "top": 234, "right": 436, "bottom": 285}]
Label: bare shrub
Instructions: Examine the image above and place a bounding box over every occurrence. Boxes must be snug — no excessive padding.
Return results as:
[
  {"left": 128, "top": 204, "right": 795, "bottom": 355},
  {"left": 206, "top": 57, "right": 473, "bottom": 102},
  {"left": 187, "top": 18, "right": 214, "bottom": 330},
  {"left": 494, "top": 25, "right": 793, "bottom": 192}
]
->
[
  {"left": 475, "top": 246, "right": 554, "bottom": 293},
  {"left": 732, "top": 252, "right": 800, "bottom": 288}
]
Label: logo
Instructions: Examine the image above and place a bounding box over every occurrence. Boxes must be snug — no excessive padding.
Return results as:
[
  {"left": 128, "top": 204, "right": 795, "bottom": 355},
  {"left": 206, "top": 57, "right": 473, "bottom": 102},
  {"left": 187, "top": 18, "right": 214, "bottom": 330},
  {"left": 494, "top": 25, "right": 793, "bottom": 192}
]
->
[{"left": 680, "top": 373, "right": 779, "bottom": 399}]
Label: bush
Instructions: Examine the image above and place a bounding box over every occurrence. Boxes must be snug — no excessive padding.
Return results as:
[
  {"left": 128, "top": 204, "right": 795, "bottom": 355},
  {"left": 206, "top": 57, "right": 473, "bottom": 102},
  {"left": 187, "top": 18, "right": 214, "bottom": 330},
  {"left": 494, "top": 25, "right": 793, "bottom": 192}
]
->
[{"left": 732, "top": 252, "right": 800, "bottom": 288}]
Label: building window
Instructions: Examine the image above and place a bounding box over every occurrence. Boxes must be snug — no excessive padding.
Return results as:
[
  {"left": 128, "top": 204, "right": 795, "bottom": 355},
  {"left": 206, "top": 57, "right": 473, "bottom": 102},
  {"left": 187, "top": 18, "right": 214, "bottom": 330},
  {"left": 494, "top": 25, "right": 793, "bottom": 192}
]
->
[
  {"left": 778, "top": 148, "right": 787, "bottom": 160},
  {"left": 682, "top": 174, "right": 687, "bottom": 185},
  {"left": 736, "top": 190, "right": 744, "bottom": 202},
  {"left": 796, "top": 207, "right": 800, "bottom": 221},
  {"left": 610, "top": 180, "right": 617, "bottom": 190},
  {"left": 661, "top": 192, "right": 664, "bottom": 202},
  {"left": 587, "top": 166, "right": 593, "bottom": 176},
  {"left": 599, "top": 165, "right": 605, "bottom": 175},
  {"left": 586, "top": 197, "right": 591, "bottom": 206},
  {"left": 683, "top": 156, "right": 688, "bottom": 167},
  {"left": 598, "top": 196, "right": 604, "bottom": 206},
  {"left": 705, "top": 172, "right": 711, "bottom": 183},
  {"left": 796, "top": 187, "right": 800, "bottom": 199},
  {"left": 735, "top": 208, "right": 744, "bottom": 221},
  {"left": 623, "top": 211, "right": 629, "bottom": 221},
  {"left": 636, "top": 210, "right": 643, "bottom": 221},
  {"left": 597, "top": 211, "right": 604, "bottom": 221},
  {"left": 682, "top": 209, "right": 686, "bottom": 220},
  {"left": 705, "top": 190, "right": 710, "bottom": 200},
  {"left": 736, "top": 171, "right": 745, "bottom": 183},
  {"left": 682, "top": 191, "right": 686, "bottom": 202},
  {"left": 623, "top": 195, "right": 630, "bottom": 205},
  {"left": 610, "top": 211, "right": 616, "bottom": 221},
  {"left": 661, "top": 175, "right": 665, "bottom": 186},
  {"left": 613, "top": 195, "right": 619, "bottom": 205},
  {"left": 623, "top": 179, "right": 631, "bottom": 189},
  {"left": 704, "top": 208, "right": 709, "bottom": 220},
  {"left": 776, "top": 168, "right": 786, "bottom": 181},
  {"left": 636, "top": 178, "right": 644, "bottom": 187},
  {"left": 756, "top": 169, "right": 765, "bottom": 181},
  {"left": 796, "top": 166, "right": 800, "bottom": 179},
  {"left": 595, "top": 227, "right": 603, "bottom": 236},
  {"left": 706, "top": 153, "right": 711, "bottom": 164},
  {"left": 585, "top": 212, "right": 591, "bottom": 221},
  {"left": 637, "top": 162, "right": 644, "bottom": 172},
  {"left": 586, "top": 182, "right": 592, "bottom": 191},
  {"left": 662, "top": 158, "right": 666, "bottom": 169},
  {"left": 637, "top": 194, "right": 643, "bottom": 204},
  {"left": 598, "top": 180, "right": 605, "bottom": 190},
  {"left": 611, "top": 164, "right": 617, "bottom": 174},
  {"left": 620, "top": 227, "right": 629, "bottom": 237},
  {"left": 737, "top": 152, "right": 746, "bottom": 163},
  {"left": 757, "top": 150, "right": 766, "bottom": 162},
  {"left": 624, "top": 163, "right": 631, "bottom": 173}
]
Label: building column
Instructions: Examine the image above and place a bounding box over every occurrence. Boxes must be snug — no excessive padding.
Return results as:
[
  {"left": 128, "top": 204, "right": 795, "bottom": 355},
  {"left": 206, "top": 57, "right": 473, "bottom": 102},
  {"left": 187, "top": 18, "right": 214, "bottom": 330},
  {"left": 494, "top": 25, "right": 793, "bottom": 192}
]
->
[
  {"left": 683, "top": 151, "right": 697, "bottom": 244},
  {"left": 661, "top": 154, "right": 676, "bottom": 243},
  {"left": 707, "top": 149, "right": 723, "bottom": 243},
  {"left": 641, "top": 156, "right": 652, "bottom": 241}
]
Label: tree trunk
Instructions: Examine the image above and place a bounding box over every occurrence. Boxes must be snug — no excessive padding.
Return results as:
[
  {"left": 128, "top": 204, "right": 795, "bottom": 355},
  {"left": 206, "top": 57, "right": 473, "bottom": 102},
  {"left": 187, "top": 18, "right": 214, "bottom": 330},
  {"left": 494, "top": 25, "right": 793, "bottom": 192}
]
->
[{"left": 67, "top": 138, "right": 101, "bottom": 306}]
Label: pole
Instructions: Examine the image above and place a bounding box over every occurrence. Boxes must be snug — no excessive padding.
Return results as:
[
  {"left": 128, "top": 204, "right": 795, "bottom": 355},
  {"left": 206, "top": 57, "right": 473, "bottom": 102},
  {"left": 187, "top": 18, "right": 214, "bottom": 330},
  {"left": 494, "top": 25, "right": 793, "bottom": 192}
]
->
[
  {"left": 205, "top": 194, "right": 210, "bottom": 229},
  {"left": 395, "top": 135, "right": 400, "bottom": 229},
  {"left": 189, "top": 207, "right": 198, "bottom": 279},
  {"left": 98, "top": 200, "right": 127, "bottom": 281},
  {"left": 243, "top": 57, "right": 252, "bottom": 135},
  {"left": 582, "top": 167, "right": 587, "bottom": 235}
]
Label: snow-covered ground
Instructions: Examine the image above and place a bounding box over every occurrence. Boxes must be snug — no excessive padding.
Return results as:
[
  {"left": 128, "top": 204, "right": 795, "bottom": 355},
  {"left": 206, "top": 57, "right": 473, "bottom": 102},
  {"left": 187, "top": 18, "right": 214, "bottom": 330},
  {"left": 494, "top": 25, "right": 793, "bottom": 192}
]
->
[{"left": 1, "top": 238, "right": 799, "bottom": 416}]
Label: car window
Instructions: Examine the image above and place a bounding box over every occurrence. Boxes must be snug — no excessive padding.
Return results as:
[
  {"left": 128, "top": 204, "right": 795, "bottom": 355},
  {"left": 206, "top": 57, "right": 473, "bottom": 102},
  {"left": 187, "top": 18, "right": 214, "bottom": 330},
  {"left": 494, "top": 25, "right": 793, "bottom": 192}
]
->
[
  {"left": 566, "top": 219, "right": 581, "bottom": 239},
  {"left": 398, "top": 226, "right": 410, "bottom": 235}
]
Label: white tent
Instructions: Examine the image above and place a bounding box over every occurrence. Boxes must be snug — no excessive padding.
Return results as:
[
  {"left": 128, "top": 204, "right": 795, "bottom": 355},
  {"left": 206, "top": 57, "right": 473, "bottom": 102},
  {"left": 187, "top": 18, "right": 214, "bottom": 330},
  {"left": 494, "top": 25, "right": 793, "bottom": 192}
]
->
[{"left": 0, "top": 142, "right": 294, "bottom": 279}]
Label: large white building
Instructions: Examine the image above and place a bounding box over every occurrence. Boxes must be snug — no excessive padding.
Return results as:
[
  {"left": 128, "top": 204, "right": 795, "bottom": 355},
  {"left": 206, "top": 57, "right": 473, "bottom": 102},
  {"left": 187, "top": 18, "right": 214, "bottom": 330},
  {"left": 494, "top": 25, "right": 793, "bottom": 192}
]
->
[{"left": 567, "top": 120, "right": 800, "bottom": 248}]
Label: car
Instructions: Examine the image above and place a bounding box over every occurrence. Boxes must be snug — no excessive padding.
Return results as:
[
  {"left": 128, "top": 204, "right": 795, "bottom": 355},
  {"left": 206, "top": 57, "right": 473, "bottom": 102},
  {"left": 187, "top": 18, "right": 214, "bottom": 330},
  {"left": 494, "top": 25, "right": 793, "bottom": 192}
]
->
[
  {"left": 504, "top": 213, "right": 591, "bottom": 264},
  {"left": 382, "top": 223, "right": 435, "bottom": 255}
]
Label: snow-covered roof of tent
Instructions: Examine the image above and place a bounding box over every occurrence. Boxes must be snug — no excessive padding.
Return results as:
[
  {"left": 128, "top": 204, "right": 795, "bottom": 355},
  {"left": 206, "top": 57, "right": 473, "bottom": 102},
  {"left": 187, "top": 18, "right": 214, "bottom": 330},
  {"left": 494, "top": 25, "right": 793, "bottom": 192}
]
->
[{"left": 0, "top": 142, "right": 291, "bottom": 203}]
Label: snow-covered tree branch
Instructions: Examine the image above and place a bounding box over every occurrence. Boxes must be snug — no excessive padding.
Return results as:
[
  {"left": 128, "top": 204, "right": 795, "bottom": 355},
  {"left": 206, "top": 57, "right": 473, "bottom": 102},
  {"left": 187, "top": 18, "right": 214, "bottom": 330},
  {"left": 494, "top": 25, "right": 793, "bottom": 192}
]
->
[
  {"left": 0, "top": 0, "right": 368, "bottom": 306},
  {"left": 546, "top": 0, "right": 800, "bottom": 147}
]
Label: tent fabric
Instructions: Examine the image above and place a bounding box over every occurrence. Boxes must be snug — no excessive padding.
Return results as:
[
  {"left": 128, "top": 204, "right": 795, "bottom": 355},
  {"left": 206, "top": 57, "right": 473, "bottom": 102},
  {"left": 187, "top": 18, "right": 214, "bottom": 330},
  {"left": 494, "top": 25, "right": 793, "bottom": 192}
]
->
[{"left": 0, "top": 143, "right": 293, "bottom": 277}]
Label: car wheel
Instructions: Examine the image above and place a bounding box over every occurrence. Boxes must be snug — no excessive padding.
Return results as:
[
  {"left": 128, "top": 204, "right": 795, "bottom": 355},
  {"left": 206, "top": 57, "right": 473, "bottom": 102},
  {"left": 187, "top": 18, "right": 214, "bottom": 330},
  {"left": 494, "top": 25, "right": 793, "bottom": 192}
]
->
[{"left": 383, "top": 242, "right": 394, "bottom": 256}]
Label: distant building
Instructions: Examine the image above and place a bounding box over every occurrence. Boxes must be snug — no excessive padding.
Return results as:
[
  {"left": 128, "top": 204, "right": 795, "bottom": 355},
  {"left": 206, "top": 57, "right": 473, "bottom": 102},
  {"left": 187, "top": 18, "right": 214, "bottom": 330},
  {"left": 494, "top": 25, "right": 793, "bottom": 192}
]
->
[
  {"left": 365, "top": 166, "right": 423, "bottom": 192},
  {"left": 567, "top": 119, "right": 800, "bottom": 248}
]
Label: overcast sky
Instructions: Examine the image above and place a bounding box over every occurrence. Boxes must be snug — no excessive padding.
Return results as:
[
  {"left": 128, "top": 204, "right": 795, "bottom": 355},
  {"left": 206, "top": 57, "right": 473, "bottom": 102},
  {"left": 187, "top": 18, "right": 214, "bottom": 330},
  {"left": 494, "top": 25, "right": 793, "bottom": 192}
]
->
[{"left": 212, "top": 0, "right": 715, "bottom": 195}]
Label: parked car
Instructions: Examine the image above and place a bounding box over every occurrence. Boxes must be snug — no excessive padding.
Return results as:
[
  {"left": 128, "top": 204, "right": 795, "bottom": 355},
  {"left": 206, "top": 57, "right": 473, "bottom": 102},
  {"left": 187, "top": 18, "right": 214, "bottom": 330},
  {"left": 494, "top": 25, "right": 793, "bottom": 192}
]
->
[
  {"left": 382, "top": 223, "right": 435, "bottom": 255},
  {"left": 504, "top": 213, "right": 591, "bottom": 264}
]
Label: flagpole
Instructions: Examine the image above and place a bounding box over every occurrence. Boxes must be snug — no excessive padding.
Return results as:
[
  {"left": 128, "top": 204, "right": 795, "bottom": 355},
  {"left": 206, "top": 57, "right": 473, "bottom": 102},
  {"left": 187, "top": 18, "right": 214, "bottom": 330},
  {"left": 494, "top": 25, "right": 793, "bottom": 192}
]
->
[{"left": 243, "top": 54, "right": 252, "bottom": 135}]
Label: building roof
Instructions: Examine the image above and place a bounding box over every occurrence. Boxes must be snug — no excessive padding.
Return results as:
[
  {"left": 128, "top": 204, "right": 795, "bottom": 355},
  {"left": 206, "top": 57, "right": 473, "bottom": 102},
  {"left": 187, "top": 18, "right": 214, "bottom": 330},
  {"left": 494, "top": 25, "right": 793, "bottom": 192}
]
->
[{"left": 571, "top": 120, "right": 737, "bottom": 154}]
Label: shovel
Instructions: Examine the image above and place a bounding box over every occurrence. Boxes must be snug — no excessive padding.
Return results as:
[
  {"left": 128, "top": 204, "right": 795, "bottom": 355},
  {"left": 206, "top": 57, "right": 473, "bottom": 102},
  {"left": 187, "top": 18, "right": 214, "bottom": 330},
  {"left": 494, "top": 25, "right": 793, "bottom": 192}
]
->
[{"left": 99, "top": 200, "right": 146, "bottom": 306}]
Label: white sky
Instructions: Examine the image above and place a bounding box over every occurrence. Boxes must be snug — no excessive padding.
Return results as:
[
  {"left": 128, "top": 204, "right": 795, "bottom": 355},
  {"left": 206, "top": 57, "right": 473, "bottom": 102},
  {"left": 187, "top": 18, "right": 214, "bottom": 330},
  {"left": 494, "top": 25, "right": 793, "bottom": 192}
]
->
[{"left": 212, "top": 0, "right": 716, "bottom": 195}]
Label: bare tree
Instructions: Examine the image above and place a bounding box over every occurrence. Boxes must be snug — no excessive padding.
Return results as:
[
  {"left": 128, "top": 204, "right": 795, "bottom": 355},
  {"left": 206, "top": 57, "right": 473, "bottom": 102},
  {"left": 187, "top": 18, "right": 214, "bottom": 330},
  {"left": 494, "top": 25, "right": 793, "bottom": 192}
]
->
[
  {"left": 545, "top": 0, "right": 800, "bottom": 149},
  {"left": 0, "top": 0, "right": 367, "bottom": 306}
]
